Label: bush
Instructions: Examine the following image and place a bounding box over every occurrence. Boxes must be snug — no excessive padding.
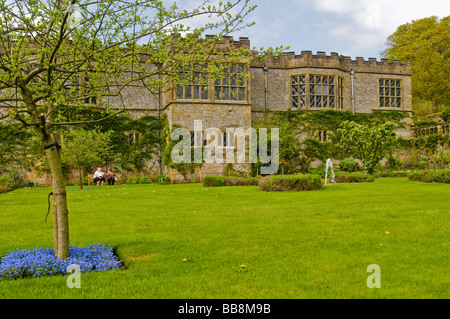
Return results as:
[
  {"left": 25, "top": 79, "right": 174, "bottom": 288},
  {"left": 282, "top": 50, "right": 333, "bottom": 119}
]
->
[
  {"left": 339, "top": 158, "right": 361, "bottom": 172},
  {"left": 386, "top": 156, "right": 405, "bottom": 169},
  {"left": 378, "top": 171, "right": 409, "bottom": 177},
  {"left": 407, "top": 169, "right": 450, "bottom": 183},
  {"left": 203, "top": 176, "right": 225, "bottom": 187},
  {"left": 8, "top": 170, "right": 24, "bottom": 188},
  {"left": 203, "top": 176, "right": 261, "bottom": 187},
  {"left": 126, "top": 176, "right": 141, "bottom": 184},
  {"left": 138, "top": 176, "right": 152, "bottom": 184},
  {"left": 258, "top": 175, "right": 323, "bottom": 192},
  {"left": 0, "top": 176, "right": 8, "bottom": 185},
  {"left": 0, "top": 172, "right": 25, "bottom": 193},
  {"left": 156, "top": 175, "right": 171, "bottom": 184},
  {"left": 119, "top": 176, "right": 128, "bottom": 184},
  {"left": 123, "top": 175, "right": 154, "bottom": 184},
  {"left": 334, "top": 172, "right": 375, "bottom": 183}
]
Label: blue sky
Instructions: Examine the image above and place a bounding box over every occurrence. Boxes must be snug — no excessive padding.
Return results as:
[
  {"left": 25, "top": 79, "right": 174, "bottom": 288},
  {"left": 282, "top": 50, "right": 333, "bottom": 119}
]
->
[{"left": 187, "top": 0, "right": 450, "bottom": 60}]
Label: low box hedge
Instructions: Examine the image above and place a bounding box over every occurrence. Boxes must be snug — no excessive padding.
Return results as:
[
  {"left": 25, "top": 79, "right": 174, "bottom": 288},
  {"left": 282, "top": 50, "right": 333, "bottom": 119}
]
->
[
  {"left": 334, "top": 172, "right": 375, "bottom": 183},
  {"left": 407, "top": 169, "right": 450, "bottom": 183},
  {"left": 203, "top": 176, "right": 260, "bottom": 187},
  {"left": 258, "top": 174, "right": 323, "bottom": 192},
  {"left": 203, "top": 176, "right": 225, "bottom": 187}
]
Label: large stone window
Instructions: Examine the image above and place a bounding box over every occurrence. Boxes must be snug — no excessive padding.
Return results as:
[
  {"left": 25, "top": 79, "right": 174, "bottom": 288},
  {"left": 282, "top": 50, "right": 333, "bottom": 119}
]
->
[
  {"left": 176, "top": 65, "right": 209, "bottom": 100},
  {"left": 292, "top": 75, "right": 306, "bottom": 108},
  {"left": 379, "top": 79, "right": 401, "bottom": 108},
  {"left": 292, "top": 75, "right": 343, "bottom": 109},
  {"left": 214, "top": 64, "right": 246, "bottom": 101}
]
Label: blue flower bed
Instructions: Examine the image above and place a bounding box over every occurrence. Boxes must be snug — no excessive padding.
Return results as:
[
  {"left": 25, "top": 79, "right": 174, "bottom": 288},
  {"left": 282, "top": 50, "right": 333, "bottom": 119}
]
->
[{"left": 0, "top": 244, "right": 122, "bottom": 281}]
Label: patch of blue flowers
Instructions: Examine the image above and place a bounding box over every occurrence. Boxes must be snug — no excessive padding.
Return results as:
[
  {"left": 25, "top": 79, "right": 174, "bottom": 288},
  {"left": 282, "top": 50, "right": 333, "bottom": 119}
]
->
[{"left": 0, "top": 243, "right": 122, "bottom": 281}]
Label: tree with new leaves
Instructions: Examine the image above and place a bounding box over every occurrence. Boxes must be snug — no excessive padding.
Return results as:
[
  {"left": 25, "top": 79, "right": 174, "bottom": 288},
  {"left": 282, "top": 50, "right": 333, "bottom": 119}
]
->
[
  {"left": 382, "top": 16, "right": 450, "bottom": 107},
  {"left": 63, "top": 128, "right": 114, "bottom": 189},
  {"left": 334, "top": 121, "right": 398, "bottom": 174},
  {"left": 0, "top": 0, "right": 276, "bottom": 259}
]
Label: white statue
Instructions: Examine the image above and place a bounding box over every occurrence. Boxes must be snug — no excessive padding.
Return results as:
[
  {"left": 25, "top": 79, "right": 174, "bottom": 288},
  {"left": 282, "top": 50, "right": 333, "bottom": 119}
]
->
[{"left": 325, "top": 158, "right": 335, "bottom": 185}]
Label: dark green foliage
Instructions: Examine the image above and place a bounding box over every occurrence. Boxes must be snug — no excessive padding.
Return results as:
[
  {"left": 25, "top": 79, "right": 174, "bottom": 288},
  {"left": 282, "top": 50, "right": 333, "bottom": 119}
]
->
[
  {"left": 0, "top": 170, "right": 25, "bottom": 193},
  {"left": 252, "top": 110, "right": 407, "bottom": 173},
  {"left": 303, "top": 139, "right": 338, "bottom": 163},
  {"left": 258, "top": 174, "right": 323, "bottom": 192},
  {"left": 63, "top": 109, "right": 166, "bottom": 171},
  {"left": 441, "top": 109, "right": 450, "bottom": 122},
  {"left": 203, "top": 175, "right": 260, "bottom": 187},
  {"left": 334, "top": 172, "right": 375, "bottom": 183},
  {"left": 156, "top": 175, "right": 171, "bottom": 184},
  {"left": 0, "top": 122, "right": 35, "bottom": 172},
  {"left": 203, "top": 176, "right": 225, "bottom": 187},
  {"left": 339, "top": 158, "right": 361, "bottom": 172},
  {"left": 124, "top": 176, "right": 153, "bottom": 184},
  {"left": 407, "top": 169, "right": 450, "bottom": 183}
]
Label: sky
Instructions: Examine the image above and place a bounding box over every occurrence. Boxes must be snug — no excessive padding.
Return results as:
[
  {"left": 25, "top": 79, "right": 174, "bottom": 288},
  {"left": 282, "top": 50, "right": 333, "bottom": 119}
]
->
[{"left": 186, "top": 0, "right": 450, "bottom": 60}]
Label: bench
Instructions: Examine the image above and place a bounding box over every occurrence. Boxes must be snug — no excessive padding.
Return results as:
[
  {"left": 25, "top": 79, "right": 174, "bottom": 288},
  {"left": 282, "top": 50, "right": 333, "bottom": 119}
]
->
[{"left": 88, "top": 174, "right": 120, "bottom": 185}]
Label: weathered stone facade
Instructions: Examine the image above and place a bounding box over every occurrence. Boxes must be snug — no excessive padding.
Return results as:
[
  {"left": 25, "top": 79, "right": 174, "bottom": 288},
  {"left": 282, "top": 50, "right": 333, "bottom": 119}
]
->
[
  {"left": 2, "top": 36, "right": 414, "bottom": 183},
  {"left": 151, "top": 37, "right": 413, "bottom": 180},
  {"left": 96, "top": 36, "right": 413, "bottom": 181}
]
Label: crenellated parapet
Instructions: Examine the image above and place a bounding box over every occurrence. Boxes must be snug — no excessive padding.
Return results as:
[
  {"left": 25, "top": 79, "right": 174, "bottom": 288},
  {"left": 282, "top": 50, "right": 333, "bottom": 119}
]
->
[
  {"left": 203, "top": 35, "right": 251, "bottom": 51},
  {"left": 251, "top": 50, "right": 411, "bottom": 75}
]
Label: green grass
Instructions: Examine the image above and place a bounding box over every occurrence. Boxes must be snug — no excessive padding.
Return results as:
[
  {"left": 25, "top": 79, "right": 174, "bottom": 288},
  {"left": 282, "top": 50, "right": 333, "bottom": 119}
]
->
[{"left": 0, "top": 178, "right": 448, "bottom": 299}]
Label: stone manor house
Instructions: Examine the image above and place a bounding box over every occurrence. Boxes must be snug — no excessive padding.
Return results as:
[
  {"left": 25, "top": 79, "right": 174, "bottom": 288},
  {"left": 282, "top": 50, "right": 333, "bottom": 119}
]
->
[
  {"left": 3, "top": 36, "right": 415, "bottom": 183},
  {"left": 106, "top": 36, "right": 413, "bottom": 180}
]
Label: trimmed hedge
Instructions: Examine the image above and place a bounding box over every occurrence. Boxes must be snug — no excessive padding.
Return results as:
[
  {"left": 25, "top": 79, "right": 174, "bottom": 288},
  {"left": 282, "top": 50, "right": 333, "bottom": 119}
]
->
[
  {"left": 203, "top": 176, "right": 225, "bottom": 187},
  {"left": 203, "top": 176, "right": 260, "bottom": 187},
  {"left": 334, "top": 172, "right": 375, "bottom": 183},
  {"left": 407, "top": 169, "right": 450, "bottom": 183},
  {"left": 258, "top": 174, "right": 323, "bottom": 192},
  {"left": 378, "top": 171, "right": 409, "bottom": 177}
]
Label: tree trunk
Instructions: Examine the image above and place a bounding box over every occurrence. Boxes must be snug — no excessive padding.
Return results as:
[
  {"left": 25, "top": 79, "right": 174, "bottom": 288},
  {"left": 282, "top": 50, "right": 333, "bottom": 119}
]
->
[
  {"left": 43, "top": 133, "right": 70, "bottom": 259},
  {"left": 78, "top": 165, "right": 83, "bottom": 190}
]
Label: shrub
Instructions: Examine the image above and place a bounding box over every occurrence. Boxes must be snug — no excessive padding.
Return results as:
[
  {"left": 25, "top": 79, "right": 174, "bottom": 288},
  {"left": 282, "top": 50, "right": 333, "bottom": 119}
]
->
[
  {"left": 258, "top": 174, "right": 323, "bottom": 192},
  {"left": 407, "top": 169, "right": 450, "bottom": 183},
  {"left": 0, "top": 185, "right": 9, "bottom": 194},
  {"left": 82, "top": 176, "right": 90, "bottom": 185},
  {"left": 8, "top": 170, "right": 24, "bottom": 188},
  {"left": 156, "top": 175, "right": 171, "bottom": 184},
  {"left": 126, "top": 176, "right": 141, "bottom": 184},
  {"left": 334, "top": 172, "right": 375, "bottom": 183},
  {"left": 119, "top": 176, "right": 128, "bottom": 184},
  {"left": 339, "top": 157, "right": 361, "bottom": 172},
  {"left": 378, "top": 171, "right": 409, "bottom": 177},
  {"left": 138, "top": 176, "right": 152, "bottom": 184},
  {"left": 247, "top": 177, "right": 260, "bottom": 186},
  {"left": 203, "top": 175, "right": 225, "bottom": 187},
  {"left": 418, "top": 157, "right": 430, "bottom": 170},
  {"left": 203, "top": 176, "right": 260, "bottom": 187},
  {"left": 309, "top": 166, "right": 326, "bottom": 177},
  {"left": 386, "top": 156, "right": 405, "bottom": 169},
  {"left": 0, "top": 176, "right": 8, "bottom": 185}
]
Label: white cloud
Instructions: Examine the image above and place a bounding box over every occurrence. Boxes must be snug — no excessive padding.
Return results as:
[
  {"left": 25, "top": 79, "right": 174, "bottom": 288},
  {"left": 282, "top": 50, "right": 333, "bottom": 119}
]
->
[{"left": 306, "top": 0, "right": 450, "bottom": 57}]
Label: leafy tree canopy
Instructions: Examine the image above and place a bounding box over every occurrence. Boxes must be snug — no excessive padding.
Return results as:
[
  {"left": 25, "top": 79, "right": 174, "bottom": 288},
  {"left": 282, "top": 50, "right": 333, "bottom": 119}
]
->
[{"left": 383, "top": 16, "right": 450, "bottom": 107}]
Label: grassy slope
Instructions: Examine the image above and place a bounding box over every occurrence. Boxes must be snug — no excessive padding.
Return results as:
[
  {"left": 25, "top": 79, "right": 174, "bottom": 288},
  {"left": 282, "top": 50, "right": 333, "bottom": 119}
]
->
[{"left": 0, "top": 178, "right": 448, "bottom": 299}]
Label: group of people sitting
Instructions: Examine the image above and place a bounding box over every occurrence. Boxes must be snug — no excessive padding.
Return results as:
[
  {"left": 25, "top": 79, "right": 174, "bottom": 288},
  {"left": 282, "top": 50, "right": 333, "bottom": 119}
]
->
[{"left": 93, "top": 167, "right": 118, "bottom": 186}]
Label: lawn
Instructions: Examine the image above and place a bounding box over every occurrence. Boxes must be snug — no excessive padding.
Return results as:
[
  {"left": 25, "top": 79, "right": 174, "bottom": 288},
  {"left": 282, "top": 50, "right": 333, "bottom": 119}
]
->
[{"left": 0, "top": 178, "right": 448, "bottom": 299}]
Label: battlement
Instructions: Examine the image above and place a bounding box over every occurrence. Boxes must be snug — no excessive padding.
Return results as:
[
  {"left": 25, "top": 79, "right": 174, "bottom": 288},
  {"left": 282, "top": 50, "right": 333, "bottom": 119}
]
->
[
  {"left": 204, "top": 34, "right": 251, "bottom": 50},
  {"left": 251, "top": 49, "right": 411, "bottom": 74}
]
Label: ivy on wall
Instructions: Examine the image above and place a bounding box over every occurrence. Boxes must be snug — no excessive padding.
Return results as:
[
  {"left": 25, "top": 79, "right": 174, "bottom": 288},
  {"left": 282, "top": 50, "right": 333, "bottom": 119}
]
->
[{"left": 252, "top": 110, "right": 409, "bottom": 173}]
